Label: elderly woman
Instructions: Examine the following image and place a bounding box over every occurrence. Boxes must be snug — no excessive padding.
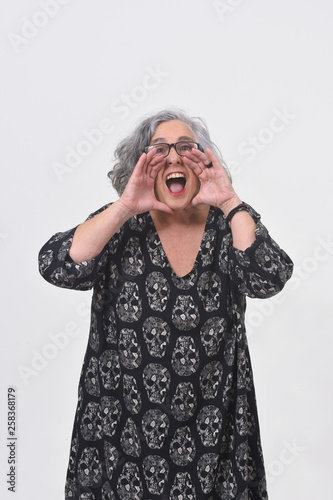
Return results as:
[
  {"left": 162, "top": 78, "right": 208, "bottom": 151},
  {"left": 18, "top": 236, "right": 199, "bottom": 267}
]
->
[{"left": 39, "top": 109, "right": 293, "bottom": 500}]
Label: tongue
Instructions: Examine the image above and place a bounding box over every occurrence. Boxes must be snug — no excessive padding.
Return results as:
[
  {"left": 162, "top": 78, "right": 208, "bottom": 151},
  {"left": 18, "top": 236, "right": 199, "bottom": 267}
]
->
[{"left": 168, "top": 180, "right": 185, "bottom": 193}]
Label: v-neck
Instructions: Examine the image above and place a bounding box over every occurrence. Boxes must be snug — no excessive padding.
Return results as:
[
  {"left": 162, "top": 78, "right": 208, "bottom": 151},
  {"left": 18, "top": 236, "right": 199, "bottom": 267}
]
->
[{"left": 148, "top": 206, "right": 213, "bottom": 279}]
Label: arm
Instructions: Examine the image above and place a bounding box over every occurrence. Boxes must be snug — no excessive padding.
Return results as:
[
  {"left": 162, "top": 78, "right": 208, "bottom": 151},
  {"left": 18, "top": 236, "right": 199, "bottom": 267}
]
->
[
  {"left": 68, "top": 200, "right": 133, "bottom": 263},
  {"left": 39, "top": 147, "right": 173, "bottom": 289},
  {"left": 183, "top": 147, "right": 293, "bottom": 297},
  {"left": 68, "top": 148, "right": 173, "bottom": 263},
  {"left": 228, "top": 214, "right": 293, "bottom": 298},
  {"left": 38, "top": 219, "right": 107, "bottom": 291},
  {"left": 219, "top": 196, "right": 257, "bottom": 251},
  {"left": 183, "top": 147, "right": 256, "bottom": 251}
]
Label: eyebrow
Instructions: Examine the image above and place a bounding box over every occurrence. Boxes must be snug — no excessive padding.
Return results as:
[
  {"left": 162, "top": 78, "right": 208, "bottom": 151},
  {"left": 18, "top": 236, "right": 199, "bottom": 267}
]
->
[{"left": 150, "top": 135, "right": 195, "bottom": 144}]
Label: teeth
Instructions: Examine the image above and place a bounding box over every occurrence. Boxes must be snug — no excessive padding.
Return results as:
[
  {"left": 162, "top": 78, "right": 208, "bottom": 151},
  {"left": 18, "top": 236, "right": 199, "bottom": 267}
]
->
[{"left": 166, "top": 173, "right": 185, "bottom": 180}]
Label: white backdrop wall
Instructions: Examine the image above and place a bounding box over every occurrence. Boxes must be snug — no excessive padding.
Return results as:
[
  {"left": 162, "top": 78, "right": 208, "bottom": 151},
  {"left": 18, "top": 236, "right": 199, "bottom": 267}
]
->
[{"left": 1, "top": 1, "right": 332, "bottom": 498}]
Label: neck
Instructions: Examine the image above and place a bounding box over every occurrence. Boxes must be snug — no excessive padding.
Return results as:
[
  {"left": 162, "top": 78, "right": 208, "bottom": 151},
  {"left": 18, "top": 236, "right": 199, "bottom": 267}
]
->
[{"left": 150, "top": 204, "right": 210, "bottom": 229}]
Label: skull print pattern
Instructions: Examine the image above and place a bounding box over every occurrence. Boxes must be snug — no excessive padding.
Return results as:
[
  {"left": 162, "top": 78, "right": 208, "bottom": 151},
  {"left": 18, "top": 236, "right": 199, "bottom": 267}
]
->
[{"left": 38, "top": 203, "right": 293, "bottom": 499}]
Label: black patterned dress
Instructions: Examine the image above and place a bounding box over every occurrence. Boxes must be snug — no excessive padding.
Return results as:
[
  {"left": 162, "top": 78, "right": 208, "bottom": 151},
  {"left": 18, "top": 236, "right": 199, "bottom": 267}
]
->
[{"left": 38, "top": 203, "right": 293, "bottom": 500}]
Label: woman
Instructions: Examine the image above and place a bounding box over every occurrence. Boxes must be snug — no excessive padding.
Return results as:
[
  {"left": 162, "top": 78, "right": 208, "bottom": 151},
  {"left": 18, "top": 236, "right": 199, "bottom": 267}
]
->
[{"left": 39, "top": 109, "right": 293, "bottom": 499}]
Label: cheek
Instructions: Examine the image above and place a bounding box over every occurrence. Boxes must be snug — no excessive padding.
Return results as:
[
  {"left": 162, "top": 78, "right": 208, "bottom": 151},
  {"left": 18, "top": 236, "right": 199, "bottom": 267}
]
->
[
  {"left": 190, "top": 174, "right": 200, "bottom": 195},
  {"left": 154, "top": 174, "right": 164, "bottom": 200}
]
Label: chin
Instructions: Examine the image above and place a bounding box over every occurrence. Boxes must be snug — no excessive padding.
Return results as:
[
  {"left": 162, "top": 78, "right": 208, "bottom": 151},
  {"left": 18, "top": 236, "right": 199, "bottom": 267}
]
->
[{"left": 166, "top": 196, "right": 193, "bottom": 212}]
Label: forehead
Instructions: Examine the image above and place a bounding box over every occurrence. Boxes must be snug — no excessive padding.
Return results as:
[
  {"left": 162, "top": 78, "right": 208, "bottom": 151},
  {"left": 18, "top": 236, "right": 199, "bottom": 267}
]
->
[{"left": 151, "top": 120, "right": 195, "bottom": 142}]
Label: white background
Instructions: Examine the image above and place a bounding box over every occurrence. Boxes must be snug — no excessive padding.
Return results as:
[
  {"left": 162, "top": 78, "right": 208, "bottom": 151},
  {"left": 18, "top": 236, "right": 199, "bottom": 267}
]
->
[{"left": 1, "top": 0, "right": 332, "bottom": 498}]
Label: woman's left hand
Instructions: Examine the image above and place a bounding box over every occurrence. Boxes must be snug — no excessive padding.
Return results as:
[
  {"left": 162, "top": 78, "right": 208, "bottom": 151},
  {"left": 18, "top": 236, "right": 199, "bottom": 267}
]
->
[{"left": 183, "top": 146, "right": 241, "bottom": 215}]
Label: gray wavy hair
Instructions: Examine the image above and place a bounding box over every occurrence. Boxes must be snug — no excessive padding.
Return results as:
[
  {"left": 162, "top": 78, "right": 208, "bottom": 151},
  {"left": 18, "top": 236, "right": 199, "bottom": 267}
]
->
[{"left": 108, "top": 108, "right": 231, "bottom": 195}]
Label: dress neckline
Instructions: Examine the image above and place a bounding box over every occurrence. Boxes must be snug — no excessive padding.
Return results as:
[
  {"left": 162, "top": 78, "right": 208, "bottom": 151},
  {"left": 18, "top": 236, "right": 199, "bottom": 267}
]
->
[{"left": 147, "top": 206, "right": 214, "bottom": 279}]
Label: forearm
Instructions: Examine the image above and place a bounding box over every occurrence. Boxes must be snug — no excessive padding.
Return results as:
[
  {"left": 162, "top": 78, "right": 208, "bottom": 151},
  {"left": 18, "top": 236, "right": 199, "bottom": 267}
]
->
[
  {"left": 228, "top": 213, "right": 294, "bottom": 299},
  {"left": 220, "top": 197, "right": 256, "bottom": 251},
  {"left": 68, "top": 200, "right": 134, "bottom": 263}
]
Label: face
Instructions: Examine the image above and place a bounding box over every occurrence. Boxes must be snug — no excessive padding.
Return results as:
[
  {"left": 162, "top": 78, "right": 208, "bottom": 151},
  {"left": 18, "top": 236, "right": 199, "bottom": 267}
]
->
[{"left": 150, "top": 120, "right": 200, "bottom": 210}]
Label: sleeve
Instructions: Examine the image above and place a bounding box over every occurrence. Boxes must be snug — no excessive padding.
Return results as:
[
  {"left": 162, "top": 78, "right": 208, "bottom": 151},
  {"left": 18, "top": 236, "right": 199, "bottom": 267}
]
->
[
  {"left": 228, "top": 205, "right": 294, "bottom": 299},
  {"left": 38, "top": 204, "right": 111, "bottom": 291}
]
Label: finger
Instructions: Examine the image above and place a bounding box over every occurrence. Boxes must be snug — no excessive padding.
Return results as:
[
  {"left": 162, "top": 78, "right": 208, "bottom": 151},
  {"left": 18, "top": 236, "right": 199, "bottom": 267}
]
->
[
  {"left": 135, "top": 148, "right": 161, "bottom": 179},
  {"left": 144, "top": 148, "right": 160, "bottom": 171},
  {"left": 206, "top": 147, "right": 232, "bottom": 183},
  {"left": 148, "top": 153, "right": 164, "bottom": 168},
  {"left": 184, "top": 149, "right": 214, "bottom": 171},
  {"left": 189, "top": 146, "right": 220, "bottom": 169},
  {"left": 185, "top": 147, "right": 209, "bottom": 164},
  {"left": 147, "top": 154, "right": 165, "bottom": 178},
  {"left": 133, "top": 150, "right": 155, "bottom": 176},
  {"left": 204, "top": 147, "right": 220, "bottom": 167},
  {"left": 182, "top": 155, "right": 204, "bottom": 176}
]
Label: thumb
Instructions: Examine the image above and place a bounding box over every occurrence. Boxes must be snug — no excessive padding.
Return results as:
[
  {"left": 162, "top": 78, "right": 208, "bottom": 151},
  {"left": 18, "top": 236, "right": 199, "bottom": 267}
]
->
[
  {"left": 184, "top": 195, "right": 200, "bottom": 211},
  {"left": 152, "top": 201, "right": 174, "bottom": 215}
]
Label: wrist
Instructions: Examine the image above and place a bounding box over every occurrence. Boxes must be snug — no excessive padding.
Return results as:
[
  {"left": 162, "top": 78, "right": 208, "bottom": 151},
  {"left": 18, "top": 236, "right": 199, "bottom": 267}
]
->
[
  {"left": 219, "top": 196, "right": 243, "bottom": 217},
  {"left": 113, "top": 199, "right": 136, "bottom": 224}
]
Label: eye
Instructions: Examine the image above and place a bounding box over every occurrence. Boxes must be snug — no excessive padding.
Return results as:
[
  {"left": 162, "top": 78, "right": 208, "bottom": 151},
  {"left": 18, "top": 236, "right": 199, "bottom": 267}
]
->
[
  {"left": 154, "top": 144, "right": 168, "bottom": 155},
  {"left": 178, "top": 142, "right": 194, "bottom": 152},
  {"left": 177, "top": 142, "right": 197, "bottom": 154}
]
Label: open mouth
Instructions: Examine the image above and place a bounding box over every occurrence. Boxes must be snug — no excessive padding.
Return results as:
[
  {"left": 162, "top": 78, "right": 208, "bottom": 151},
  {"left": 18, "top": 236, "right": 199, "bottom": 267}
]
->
[{"left": 165, "top": 172, "right": 187, "bottom": 195}]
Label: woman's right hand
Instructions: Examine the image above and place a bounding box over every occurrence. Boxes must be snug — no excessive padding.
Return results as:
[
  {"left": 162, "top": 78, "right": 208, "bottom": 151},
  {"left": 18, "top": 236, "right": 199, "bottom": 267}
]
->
[
  {"left": 68, "top": 149, "right": 172, "bottom": 263},
  {"left": 117, "top": 148, "right": 174, "bottom": 216}
]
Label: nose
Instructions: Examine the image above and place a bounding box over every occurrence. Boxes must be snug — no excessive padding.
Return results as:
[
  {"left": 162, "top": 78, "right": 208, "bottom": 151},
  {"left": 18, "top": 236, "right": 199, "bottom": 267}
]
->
[{"left": 167, "top": 144, "right": 181, "bottom": 164}]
